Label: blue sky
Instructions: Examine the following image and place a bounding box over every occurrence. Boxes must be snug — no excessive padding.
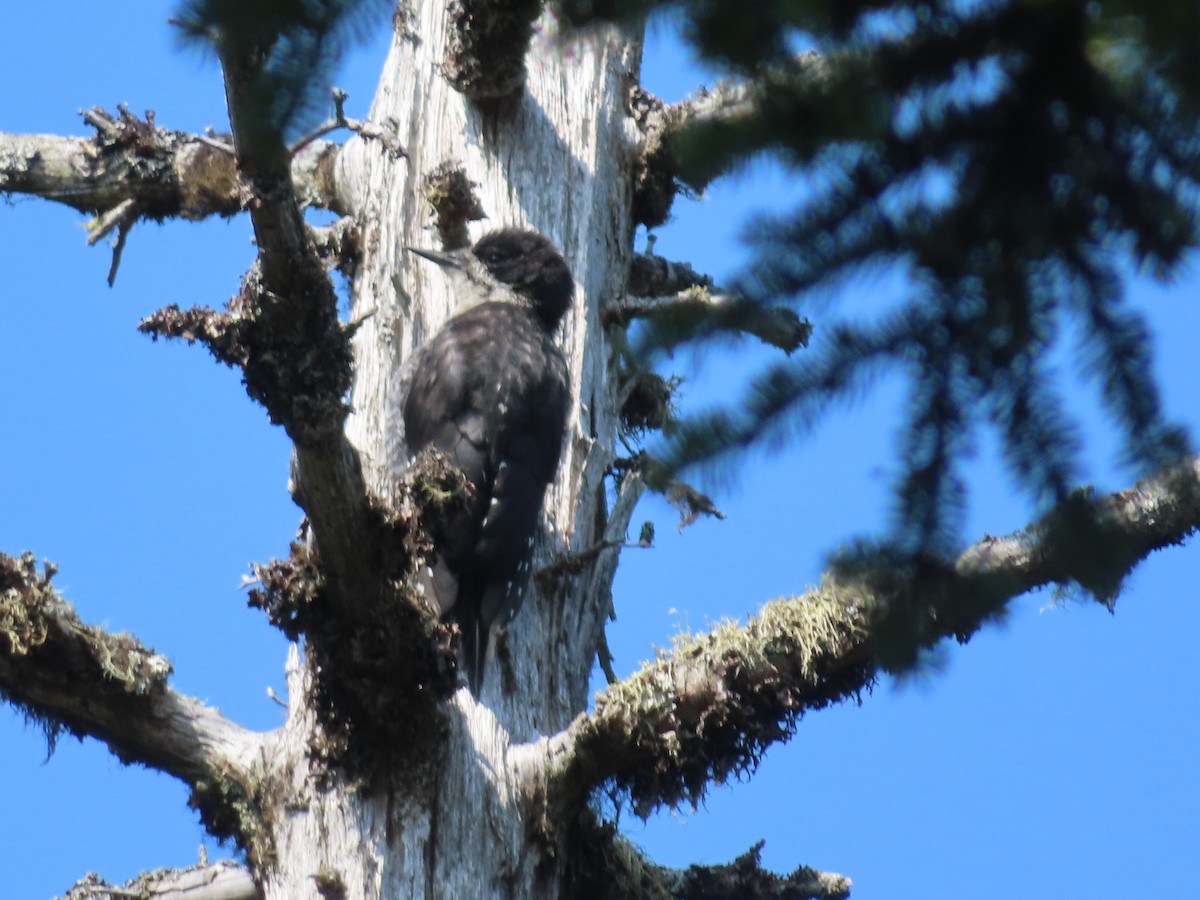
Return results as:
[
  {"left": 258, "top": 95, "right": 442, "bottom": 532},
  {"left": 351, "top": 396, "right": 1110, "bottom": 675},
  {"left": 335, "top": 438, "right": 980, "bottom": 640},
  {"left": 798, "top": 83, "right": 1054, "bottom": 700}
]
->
[{"left": 2, "top": 5, "right": 1198, "bottom": 898}]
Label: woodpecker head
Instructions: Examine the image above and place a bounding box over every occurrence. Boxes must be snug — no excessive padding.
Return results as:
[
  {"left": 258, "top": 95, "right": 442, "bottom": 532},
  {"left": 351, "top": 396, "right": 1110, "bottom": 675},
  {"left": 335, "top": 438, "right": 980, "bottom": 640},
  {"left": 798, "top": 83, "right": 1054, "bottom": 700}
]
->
[{"left": 408, "top": 228, "right": 574, "bottom": 330}]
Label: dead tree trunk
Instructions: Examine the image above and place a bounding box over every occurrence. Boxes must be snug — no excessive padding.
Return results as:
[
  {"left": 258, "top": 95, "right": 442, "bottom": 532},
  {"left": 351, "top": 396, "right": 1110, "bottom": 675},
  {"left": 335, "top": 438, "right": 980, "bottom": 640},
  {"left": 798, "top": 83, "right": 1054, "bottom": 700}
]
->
[{"left": 262, "top": 6, "right": 641, "bottom": 897}]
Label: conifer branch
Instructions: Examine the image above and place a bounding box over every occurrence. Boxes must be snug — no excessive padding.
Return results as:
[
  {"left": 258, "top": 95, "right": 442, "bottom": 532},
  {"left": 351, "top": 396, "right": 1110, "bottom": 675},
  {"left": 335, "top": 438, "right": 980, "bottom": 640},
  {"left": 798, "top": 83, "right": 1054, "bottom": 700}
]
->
[
  {"left": 537, "top": 457, "right": 1200, "bottom": 814},
  {"left": 0, "top": 552, "right": 267, "bottom": 793}
]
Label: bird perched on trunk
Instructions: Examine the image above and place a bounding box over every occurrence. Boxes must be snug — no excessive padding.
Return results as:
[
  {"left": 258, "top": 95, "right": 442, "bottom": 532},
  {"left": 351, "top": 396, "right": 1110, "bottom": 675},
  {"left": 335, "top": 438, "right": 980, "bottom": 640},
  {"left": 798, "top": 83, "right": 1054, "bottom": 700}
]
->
[{"left": 404, "top": 228, "right": 573, "bottom": 695}]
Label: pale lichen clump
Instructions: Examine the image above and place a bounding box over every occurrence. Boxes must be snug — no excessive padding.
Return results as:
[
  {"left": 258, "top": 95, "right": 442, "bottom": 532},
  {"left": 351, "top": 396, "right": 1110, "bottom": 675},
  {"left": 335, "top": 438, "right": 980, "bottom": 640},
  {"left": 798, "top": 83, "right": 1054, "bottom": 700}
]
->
[{"left": 586, "top": 586, "right": 873, "bottom": 816}]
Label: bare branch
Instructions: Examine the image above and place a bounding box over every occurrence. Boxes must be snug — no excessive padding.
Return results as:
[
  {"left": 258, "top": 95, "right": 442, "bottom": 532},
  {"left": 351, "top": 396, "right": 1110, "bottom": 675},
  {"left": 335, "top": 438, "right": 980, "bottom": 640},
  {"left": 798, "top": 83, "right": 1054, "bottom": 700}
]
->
[
  {"left": 0, "top": 552, "right": 266, "bottom": 788},
  {"left": 139, "top": 305, "right": 243, "bottom": 365},
  {"left": 308, "top": 215, "right": 363, "bottom": 278},
  {"left": 289, "top": 88, "right": 404, "bottom": 159},
  {"left": 538, "top": 470, "right": 648, "bottom": 584},
  {"left": 624, "top": 52, "right": 829, "bottom": 222},
  {"left": 663, "top": 841, "right": 850, "bottom": 900},
  {"left": 625, "top": 251, "right": 714, "bottom": 297},
  {"left": 60, "top": 860, "right": 258, "bottom": 900},
  {"left": 81, "top": 196, "right": 141, "bottom": 286},
  {"left": 666, "top": 51, "right": 830, "bottom": 141},
  {"left": 85, "top": 197, "right": 138, "bottom": 246},
  {"left": 590, "top": 471, "right": 649, "bottom": 685},
  {"left": 566, "top": 814, "right": 850, "bottom": 900},
  {"left": 200, "top": 46, "right": 390, "bottom": 633},
  {"left": 0, "top": 551, "right": 283, "bottom": 864},
  {"left": 627, "top": 86, "right": 676, "bottom": 227},
  {"left": 609, "top": 289, "right": 812, "bottom": 354},
  {"left": 607, "top": 253, "right": 812, "bottom": 353},
  {"left": 535, "top": 457, "right": 1200, "bottom": 815},
  {"left": 0, "top": 120, "right": 344, "bottom": 222}
]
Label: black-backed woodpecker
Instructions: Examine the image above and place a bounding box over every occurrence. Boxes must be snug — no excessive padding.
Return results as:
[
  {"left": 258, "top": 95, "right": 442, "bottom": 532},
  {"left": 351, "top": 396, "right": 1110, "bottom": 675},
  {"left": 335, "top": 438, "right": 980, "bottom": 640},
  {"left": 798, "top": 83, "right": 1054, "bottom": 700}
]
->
[{"left": 404, "top": 228, "right": 573, "bottom": 694}]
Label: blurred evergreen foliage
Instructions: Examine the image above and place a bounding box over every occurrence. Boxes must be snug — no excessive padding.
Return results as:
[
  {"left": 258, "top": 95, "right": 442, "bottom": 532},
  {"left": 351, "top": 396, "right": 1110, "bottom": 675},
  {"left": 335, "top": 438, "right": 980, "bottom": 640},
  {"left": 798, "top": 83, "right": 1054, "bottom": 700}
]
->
[
  {"left": 175, "top": 1, "right": 1200, "bottom": 664},
  {"left": 567, "top": 0, "right": 1199, "bottom": 568}
]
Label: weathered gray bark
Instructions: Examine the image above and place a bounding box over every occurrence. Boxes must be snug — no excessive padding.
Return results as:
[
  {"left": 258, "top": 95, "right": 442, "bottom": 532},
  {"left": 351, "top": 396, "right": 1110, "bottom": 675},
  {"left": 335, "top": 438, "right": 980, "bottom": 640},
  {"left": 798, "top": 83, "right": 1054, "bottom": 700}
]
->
[
  {"left": 261, "top": 6, "right": 642, "bottom": 897},
  {"left": 335, "top": 5, "right": 639, "bottom": 722}
]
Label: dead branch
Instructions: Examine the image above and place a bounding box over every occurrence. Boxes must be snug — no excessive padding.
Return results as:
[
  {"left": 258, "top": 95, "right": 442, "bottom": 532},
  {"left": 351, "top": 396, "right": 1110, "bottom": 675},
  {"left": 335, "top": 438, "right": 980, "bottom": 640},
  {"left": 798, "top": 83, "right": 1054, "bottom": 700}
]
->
[
  {"left": 608, "top": 288, "right": 812, "bottom": 354},
  {"left": 566, "top": 814, "right": 850, "bottom": 900},
  {"left": 534, "top": 457, "right": 1200, "bottom": 815},
  {"left": 664, "top": 841, "right": 850, "bottom": 900},
  {"left": 0, "top": 120, "right": 343, "bottom": 222},
  {"left": 289, "top": 87, "right": 404, "bottom": 159},
  {"left": 626, "top": 86, "right": 676, "bottom": 228},
  {"left": 196, "top": 45, "right": 388, "bottom": 632},
  {"left": 308, "top": 215, "right": 364, "bottom": 278},
  {"left": 666, "top": 50, "right": 831, "bottom": 143},
  {"left": 0, "top": 552, "right": 266, "bottom": 791},
  {"left": 60, "top": 860, "right": 258, "bottom": 900},
  {"left": 623, "top": 52, "right": 828, "bottom": 223},
  {"left": 625, "top": 252, "right": 714, "bottom": 298},
  {"left": 607, "top": 252, "right": 811, "bottom": 353}
]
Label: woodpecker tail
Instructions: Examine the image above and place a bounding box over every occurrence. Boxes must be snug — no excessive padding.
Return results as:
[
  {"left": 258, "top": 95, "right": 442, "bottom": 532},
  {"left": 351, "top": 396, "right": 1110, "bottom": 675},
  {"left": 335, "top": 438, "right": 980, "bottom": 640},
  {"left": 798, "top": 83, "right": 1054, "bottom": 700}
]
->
[{"left": 461, "top": 615, "right": 487, "bottom": 696}]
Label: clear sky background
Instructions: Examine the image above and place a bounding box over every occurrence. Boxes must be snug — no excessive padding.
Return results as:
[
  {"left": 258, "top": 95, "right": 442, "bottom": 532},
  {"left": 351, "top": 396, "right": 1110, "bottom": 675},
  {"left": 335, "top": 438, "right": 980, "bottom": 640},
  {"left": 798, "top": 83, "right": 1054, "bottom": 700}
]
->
[{"left": 2, "top": 5, "right": 1198, "bottom": 899}]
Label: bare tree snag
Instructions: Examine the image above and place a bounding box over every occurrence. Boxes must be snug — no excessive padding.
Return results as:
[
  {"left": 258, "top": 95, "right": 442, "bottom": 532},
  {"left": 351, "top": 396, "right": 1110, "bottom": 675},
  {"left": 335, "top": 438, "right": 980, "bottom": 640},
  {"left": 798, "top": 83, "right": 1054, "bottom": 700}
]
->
[{"left": 4, "top": 3, "right": 1199, "bottom": 898}]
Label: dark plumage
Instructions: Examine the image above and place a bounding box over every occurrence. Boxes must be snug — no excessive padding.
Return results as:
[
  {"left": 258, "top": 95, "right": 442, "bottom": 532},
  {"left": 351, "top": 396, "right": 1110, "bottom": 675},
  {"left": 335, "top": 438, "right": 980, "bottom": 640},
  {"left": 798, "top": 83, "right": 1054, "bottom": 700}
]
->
[{"left": 404, "top": 229, "right": 573, "bottom": 694}]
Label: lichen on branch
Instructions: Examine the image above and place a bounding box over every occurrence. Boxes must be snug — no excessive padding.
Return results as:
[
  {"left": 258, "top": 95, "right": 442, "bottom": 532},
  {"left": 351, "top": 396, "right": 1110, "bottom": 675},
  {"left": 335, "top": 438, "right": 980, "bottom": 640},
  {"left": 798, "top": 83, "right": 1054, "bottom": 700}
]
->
[
  {"left": 0, "top": 552, "right": 269, "bottom": 848},
  {"left": 540, "top": 458, "right": 1200, "bottom": 817}
]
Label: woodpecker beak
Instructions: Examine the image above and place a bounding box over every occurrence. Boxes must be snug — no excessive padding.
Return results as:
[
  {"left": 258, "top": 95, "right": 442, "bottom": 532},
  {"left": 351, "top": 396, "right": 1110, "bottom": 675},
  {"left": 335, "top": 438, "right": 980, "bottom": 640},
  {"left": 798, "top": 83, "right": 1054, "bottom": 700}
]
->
[{"left": 406, "top": 245, "right": 466, "bottom": 269}]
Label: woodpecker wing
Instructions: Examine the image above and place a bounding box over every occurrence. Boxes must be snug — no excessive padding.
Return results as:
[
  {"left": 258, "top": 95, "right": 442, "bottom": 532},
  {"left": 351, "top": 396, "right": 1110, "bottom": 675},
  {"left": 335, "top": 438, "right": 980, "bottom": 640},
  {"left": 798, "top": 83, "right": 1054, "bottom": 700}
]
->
[
  {"left": 403, "top": 311, "right": 493, "bottom": 600},
  {"left": 474, "top": 336, "right": 570, "bottom": 627},
  {"left": 403, "top": 301, "right": 569, "bottom": 690}
]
